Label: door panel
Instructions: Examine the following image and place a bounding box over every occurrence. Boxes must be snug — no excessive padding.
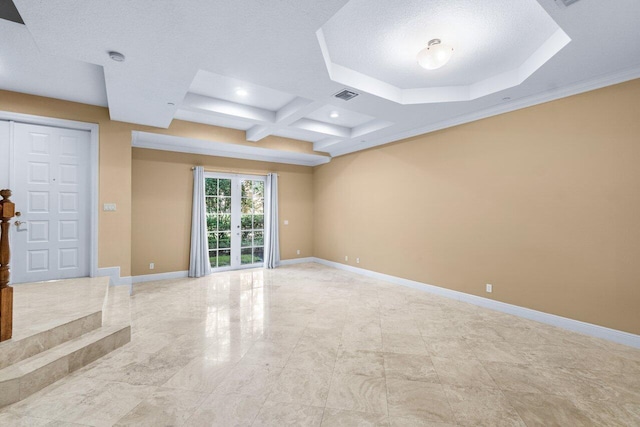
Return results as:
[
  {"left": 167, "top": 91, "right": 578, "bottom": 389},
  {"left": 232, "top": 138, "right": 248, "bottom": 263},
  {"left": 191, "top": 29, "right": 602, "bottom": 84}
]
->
[{"left": 11, "top": 123, "right": 90, "bottom": 283}]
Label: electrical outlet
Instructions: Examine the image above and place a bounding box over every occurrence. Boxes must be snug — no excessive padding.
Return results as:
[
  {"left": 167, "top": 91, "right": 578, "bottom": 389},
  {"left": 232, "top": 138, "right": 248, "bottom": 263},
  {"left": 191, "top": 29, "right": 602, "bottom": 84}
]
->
[
  {"left": 149, "top": 262, "right": 155, "bottom": 270},
  {"left": 345, "top": 255, "right": 348, "bottom": 262},
  {"left": 103, "top": 203, "right": 116, "bottom": 211},
  {"left": 284, "top": 220, "right": 289, "bottom": 225},
  {"left": 486, "top": 284, "right": 493, "bottom": 293},
  {"left": 296, "top": 249, "right": 300, "bottom": 255},
  {"left": 356, "top": 258, "right": 360, "bottom": 264}
]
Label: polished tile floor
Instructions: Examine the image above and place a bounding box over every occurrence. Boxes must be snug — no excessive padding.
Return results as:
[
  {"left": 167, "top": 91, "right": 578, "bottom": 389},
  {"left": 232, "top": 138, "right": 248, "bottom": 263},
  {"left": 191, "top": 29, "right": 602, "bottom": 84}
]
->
[{"left": 1, "top": 263, "right": 638, "bottom": 426}]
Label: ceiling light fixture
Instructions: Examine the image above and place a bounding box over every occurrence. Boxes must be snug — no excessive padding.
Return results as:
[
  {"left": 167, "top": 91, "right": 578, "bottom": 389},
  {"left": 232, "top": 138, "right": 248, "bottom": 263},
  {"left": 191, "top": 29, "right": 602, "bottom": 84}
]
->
[
  {"left": 235, "top": 88, "right": 248, "bottom": 96},
  {"left": 417, "top": 39, "right": 453, "bottom": 70},
  {"left": 108, "top": 51, "right": 125, "bottom": 62},
  {"left": 329, "top": 111, "right": 339, "bottom": 119}
]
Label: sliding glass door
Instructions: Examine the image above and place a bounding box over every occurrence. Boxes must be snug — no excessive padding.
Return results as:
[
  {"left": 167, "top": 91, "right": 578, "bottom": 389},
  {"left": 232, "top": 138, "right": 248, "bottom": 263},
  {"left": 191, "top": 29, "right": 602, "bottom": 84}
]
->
[{"left": 205, "top": 173, "right": 265, "bottom": 270}]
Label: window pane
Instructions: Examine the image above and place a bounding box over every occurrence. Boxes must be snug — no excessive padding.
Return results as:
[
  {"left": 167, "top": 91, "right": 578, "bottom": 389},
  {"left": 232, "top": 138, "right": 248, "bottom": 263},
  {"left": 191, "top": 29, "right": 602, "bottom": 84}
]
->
[
  {"left": 241, "top": 231, "right": 252, "bottom": 247},
  {"left": 241, "top": 180, "right": 253, "bottom": 198},
  {"left": 218, "top": 249, "right": 231, "bottom": 267},
  {"left": 218, "top": 197, "right": 231, "bottom": 214},
  {"left": 208, "top": 232, "right": 217, "bottom": 249},
  {"left": 205, "top": 178, "right": 217, "bottom": 196},
  {"left": 253, "top": 197, "right": 264, "bottom": 214},
  {"left": 253, "top": 247, "right": 264, "bottom": 263},
  {"left": 253, "top": 181, "right": 264, "bottom": 198},
  {"left": 218, "top": 214, "right": 231, "bottom": 231},
  {"left": 209, "top": 250, "right": 218, "bottom": 268},
  {"left": 241, "top": 215, "right": 252, "bottom": 230},
  {"left": 217, "top": 232, "right": 231, "bottom": 249},
  {"left": 206, "top": 197, "right": 217, "bottom": 214},
  {"left": 253, "top": 214, "right": 264, "bottom": 230},
  {"left": 241, "top": 248, "right": 253, "bottom": 265},
  {"left": 206, "top": 215, "right": 217, "bottom": 232},
  {"left": 254, "top": 231, "right": 264, "bottom": 246},
  {"left": 241, "top": 197, "right": 253, "bottom": 214},
  {"left": 218, "top": 179, "right": 232, "bottom": 197}
]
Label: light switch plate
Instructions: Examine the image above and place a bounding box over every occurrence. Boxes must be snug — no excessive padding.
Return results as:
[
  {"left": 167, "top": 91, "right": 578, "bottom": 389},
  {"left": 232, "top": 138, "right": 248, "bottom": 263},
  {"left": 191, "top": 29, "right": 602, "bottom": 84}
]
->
[{"left": 103, "top": 203, "right": 117, "bottom": 211}]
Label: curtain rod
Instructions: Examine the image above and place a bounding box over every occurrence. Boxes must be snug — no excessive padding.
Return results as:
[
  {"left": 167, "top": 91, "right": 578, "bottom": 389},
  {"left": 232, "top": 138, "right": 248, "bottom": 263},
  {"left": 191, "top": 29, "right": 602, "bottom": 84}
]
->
[{"left": 191, "top": 167, "right": 277, "bottom": 176}]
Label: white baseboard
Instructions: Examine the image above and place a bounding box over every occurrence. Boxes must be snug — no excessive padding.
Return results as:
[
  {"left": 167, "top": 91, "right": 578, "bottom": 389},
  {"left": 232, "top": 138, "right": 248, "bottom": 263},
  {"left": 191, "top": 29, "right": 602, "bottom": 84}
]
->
[
  {"left": 310, "top": 258, "right": 640, "bottom": 349},
  {"left": 97, "top": 267, "right": 132, "bottom": 287},
  {"left": 280, "top": 257, "right": 315, "bottom": 266},
  {"left": 132, "top": 270, "right": 189, "bottom": 284}
]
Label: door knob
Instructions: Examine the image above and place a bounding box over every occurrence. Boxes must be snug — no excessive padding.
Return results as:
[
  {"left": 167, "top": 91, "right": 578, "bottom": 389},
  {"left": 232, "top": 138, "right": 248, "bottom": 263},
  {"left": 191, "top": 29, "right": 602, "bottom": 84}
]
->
[
  {"left": 15, "top": 211, "right": 21, "bottom": 217},
  {"left": 14, "top": 220, "right": 24, "bottom": 226}
]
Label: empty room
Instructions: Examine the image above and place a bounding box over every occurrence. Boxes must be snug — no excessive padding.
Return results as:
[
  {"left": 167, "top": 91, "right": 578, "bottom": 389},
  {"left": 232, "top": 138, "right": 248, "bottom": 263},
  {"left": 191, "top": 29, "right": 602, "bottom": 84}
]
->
[{"left": 0, "top": 0, "right": 639, "bottom": 425}]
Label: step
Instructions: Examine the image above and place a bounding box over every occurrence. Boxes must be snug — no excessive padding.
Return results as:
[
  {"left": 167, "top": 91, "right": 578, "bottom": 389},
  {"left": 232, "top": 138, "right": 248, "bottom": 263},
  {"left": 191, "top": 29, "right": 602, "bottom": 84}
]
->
[
  {"left": 0, "top": 311, "right": 103, "bottom": 370},
  {"left": 0, "top": 324, "right": 130, "bottom": 408}
]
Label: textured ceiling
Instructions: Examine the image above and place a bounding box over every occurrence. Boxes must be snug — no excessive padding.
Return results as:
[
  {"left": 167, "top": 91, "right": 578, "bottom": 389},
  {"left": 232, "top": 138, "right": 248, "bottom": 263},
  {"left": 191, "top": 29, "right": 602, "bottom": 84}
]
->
[
  {"left": 2, "top": 0, "right": 640, "bottom": 157},
  {"left": 321, "top": 0, "right": 560, "bottom": 88}
]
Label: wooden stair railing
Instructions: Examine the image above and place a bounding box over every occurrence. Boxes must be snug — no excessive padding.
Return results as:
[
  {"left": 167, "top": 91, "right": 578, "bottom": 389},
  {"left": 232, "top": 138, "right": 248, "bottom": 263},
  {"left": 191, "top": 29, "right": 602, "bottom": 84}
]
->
[{"left": 0, "top": 189, "right": 16, "bottom": 342}]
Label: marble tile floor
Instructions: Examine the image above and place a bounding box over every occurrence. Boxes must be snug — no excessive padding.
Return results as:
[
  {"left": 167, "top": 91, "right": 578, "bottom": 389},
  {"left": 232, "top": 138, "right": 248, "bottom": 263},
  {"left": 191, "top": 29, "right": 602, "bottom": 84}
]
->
[
  {"left": 1, "top": 277, "right": 130, "bottom": 372},
  {"left": 1, "top": 263, "right": 638, "bottom": 426},
  {"left": 10, "top": 276, "right": 130, "bottom": 341}
]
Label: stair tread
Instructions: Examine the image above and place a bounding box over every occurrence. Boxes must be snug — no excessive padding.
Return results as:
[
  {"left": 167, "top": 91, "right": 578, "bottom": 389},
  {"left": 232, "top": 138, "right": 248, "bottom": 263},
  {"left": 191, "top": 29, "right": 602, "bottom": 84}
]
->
[
  {"left": 0, "top": 310, "right": 103, "bottom": 370},
  {"left": 0, "top": 324, "right": 128, "bottom": 381}
]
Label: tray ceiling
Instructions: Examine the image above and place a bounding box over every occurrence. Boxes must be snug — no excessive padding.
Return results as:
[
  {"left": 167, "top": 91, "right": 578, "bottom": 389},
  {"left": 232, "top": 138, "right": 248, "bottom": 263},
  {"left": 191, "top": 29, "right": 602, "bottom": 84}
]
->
[{"left": 2, "top": 0, "right": 640, "bottom": 158}]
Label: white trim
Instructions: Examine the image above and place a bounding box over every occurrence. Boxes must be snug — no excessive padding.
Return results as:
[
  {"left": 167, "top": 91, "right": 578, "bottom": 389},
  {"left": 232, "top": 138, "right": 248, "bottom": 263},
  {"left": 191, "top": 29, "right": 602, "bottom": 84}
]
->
[
  {"left": 97, "top": 267, "right": 132, "bottom": 286},
  {"left": 132, "top": 270, "right": 188, "bottom": 284},
  {"left": 132, "top": 131, "right": 331, "bottom": 167},
  {"left": 310, "top": 258, "right": 640, "bottom": 349},
  {"left": 210, "top": 263, "right": 263, "bottom": 273},
  {"left": 280, "top": 257, "right": 315, "bottom": 266},
  {"left": 0, "top": 111, "right": 100, "bottom": 278},
  {"left": 330, "top": 65, "right": 640, "bottom": 157}
]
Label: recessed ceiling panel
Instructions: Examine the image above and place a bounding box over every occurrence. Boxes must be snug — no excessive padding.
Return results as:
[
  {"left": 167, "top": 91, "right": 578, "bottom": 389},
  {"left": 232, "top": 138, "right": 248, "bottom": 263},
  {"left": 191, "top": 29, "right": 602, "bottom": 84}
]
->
[
  {"left": 272, "top": 128, "right": 325, "bottom": 143},
  {"left": 190, "top": 70, "right": 296, "bottom": 112},
  {"left": 318, "top": 0, "right": 570, "bottom": 104},
  {"left": 174, "top": 109, "right": 254, "bottom": 131},
  {"left": 306, "top": 105, "right": 374, "bottom": 128}
]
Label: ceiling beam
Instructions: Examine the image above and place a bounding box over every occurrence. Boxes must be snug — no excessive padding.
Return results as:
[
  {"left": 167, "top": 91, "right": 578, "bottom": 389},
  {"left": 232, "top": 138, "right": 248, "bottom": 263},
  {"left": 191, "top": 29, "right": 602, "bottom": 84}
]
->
[
  {"left": 246, "top": 98, "right": 323, "bottom": 142},
  {"left": 183, "top": 93, "right": 275, "bottom": 123}
]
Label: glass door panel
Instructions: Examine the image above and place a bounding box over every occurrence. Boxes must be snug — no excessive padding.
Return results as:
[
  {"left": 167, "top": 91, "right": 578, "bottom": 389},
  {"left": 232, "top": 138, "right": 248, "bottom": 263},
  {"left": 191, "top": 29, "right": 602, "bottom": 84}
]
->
[
  {"left": 240, "top": 179, "right": 265, "bottom": 265},
  {"left": 205, "top": 177, "right": 234, "bottom": 268}
]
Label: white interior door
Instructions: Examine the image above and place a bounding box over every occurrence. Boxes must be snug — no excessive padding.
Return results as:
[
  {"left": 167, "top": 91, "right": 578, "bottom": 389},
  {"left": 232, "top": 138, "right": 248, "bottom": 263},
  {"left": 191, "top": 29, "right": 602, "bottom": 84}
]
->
[
  {"left": 204, "top": 173, "right": 265, "bottom": 270},
  {"left": 11, "top": 122, "right": 91, "bottom": 284}
]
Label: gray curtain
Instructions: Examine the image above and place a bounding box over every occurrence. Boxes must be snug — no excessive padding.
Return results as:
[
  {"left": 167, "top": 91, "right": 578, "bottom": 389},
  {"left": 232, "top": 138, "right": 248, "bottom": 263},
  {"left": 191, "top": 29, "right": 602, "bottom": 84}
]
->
[
  {"left": 188, "top": 167, "right": 211, "bottom": 277},
  {"left": 264, "top": 173, "right": 280, "bottom": 269}
]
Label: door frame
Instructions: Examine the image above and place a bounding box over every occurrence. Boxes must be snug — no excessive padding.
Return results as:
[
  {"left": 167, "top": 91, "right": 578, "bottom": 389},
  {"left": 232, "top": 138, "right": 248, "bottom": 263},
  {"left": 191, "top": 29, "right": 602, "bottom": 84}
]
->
[
  {"left": 204, "top": 171, "right": 266, "bottom": 272},
  {"left": 0, "top": 111, "right": 99, "bottom": 279}
]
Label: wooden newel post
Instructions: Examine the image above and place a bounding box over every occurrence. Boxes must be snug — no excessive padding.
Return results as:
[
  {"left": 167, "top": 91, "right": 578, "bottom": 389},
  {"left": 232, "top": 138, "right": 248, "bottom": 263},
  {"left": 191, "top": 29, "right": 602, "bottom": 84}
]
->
[{"left": 0, "top": 189, "right": 15, "bottom": 341}]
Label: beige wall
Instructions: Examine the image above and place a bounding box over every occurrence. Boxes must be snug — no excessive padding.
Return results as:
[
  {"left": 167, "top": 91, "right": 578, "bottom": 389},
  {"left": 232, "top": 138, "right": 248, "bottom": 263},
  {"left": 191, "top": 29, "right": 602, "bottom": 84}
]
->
[
  {"left": 131, "top": 148, "right": 313, "bottom": 276},
  {"left": 314, "top": 79, "right": 640, "bottom": 335},
  {"left": 0, "top": 90, "right": 319, "bottom": 276}
]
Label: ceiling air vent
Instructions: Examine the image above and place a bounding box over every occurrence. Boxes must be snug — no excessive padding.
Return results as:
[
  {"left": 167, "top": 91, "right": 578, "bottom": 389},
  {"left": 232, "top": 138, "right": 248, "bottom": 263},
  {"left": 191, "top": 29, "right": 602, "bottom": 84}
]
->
[
  {"left": 334, "top": 89, "right": 359, "bottom": 101},
  {"left": 0, "top": 0, "right": 25, "bottom": 24},
  {"left": 556, "top": 0, "right": 581, "bottom": 7}
]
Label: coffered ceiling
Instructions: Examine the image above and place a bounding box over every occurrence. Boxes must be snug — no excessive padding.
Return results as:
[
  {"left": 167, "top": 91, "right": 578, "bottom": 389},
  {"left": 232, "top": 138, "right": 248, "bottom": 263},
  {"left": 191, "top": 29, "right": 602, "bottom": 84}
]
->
[{"left": 2, "top": 0, "right": 640, "bottom": 158}]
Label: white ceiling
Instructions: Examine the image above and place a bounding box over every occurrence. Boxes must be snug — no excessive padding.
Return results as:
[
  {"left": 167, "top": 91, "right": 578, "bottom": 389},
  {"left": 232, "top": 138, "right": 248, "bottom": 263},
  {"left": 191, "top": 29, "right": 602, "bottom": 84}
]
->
[
  {"left": 320, "top": 0, "right": 561, "bottom": 88},
  {"left": 2, "top": 0, "right": 640, "bottom": 158}
]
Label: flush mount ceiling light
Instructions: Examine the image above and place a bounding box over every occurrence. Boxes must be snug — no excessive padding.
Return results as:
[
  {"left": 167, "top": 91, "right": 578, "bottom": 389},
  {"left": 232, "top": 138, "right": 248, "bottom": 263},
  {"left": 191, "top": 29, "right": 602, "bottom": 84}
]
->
[
  {"left": 235, "top": 88, "right": 248, "bottom": 96},
  {"left": 329, "top": 111, "right": 340, "bottom": 118},
  {"left": 108, "top": 51, "right": 125, "bottom": 62},
  {"left": 417, "top": 39, "right": 454, "bottom": 70}
]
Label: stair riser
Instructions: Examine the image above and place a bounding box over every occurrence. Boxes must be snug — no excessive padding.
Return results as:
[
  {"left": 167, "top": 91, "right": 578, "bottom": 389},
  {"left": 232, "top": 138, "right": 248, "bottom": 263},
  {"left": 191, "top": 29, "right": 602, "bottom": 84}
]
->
[
  {"left": 0, "top": 311, "right": 102, "bottom": 369},
  {"left": 0, "top": 326, "right": 130, "bottom": 408}
]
